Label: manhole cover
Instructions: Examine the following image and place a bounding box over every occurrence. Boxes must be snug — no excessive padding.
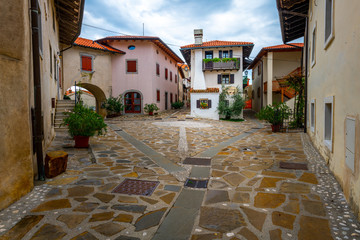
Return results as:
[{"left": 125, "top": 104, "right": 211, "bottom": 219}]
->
[
  {"left": 183, "top": 157, "right": 211, "bottom": 166},
  {"left": 279, "top": 161, "right": 308, "bottom": 170},
  {"left": 184, "top": 179, "right": 208, "bottom": 188},
  {"left": 112, "top": 179, "right": 159, "bottom": 196}
]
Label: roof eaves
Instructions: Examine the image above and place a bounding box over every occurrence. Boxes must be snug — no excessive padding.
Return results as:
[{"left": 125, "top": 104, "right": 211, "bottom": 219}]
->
[{"left": 181, "top": 43, "right": 254, "bottom": 50}]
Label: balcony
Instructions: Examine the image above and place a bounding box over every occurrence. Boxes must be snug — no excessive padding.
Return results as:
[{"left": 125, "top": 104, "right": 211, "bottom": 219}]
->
[{"left": 202, "top": 58, "right": 240, "bottom": 71}]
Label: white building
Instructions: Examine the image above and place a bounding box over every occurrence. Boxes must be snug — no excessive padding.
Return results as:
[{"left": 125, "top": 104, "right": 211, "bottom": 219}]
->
[{"left": 180, "top": 29, "right": 254, "bottom": 120}]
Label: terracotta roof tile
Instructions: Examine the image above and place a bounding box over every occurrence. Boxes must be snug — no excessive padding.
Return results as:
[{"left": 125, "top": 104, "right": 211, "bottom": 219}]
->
[
  {"left": 74, "top": 37, "right": 125, "bottom": 54},
  {"left": 263, "top": 43, "right": 304, "bottom": 50},
  {"left": 181, "top": 40, "right": 254, "bottom": 49}
]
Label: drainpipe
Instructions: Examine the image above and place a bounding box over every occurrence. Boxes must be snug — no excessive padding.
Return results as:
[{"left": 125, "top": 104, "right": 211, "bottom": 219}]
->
[
  {"left": 303, "top": 17, "right": 309, "bottom": 133},
  {"left": 31, "top": 0, "right": 45, "bottom": 180},
  {"left": 260, "top": 59, "right": 264, "bottom": 109}
]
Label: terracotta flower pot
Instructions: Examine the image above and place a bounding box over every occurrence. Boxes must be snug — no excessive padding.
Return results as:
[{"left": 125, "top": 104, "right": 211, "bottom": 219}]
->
[
  {"left": 271, "top": 124, "right": 281, "bottom": 132},
  {"left": 74, "top": 136, "right": 90, "bottom": 148},
  {"left": 149, "top": 111, "right": 154, "bottom": 116}
]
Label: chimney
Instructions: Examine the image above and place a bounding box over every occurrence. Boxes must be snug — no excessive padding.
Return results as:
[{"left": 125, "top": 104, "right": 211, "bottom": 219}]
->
[{"left": 194, "top": 29, "right": 203, "bottom": 45}]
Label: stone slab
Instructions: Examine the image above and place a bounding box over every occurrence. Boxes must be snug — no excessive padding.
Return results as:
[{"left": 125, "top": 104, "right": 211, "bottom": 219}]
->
[
  {"left": 91, "top": 222, "right": 125, "bottom": 237},
  {"left": 272, "top": 211, "right": 296, "bottom": 229},
  {"left": 164, "top": 185, "right": 181, "bottom": 192},
  {"left": 30, "top": 224, "right": 66, "bottom": 240},
  {"left": 57, "top": 214, "right": 87, "bottom": 229},
  {"left": 111, "top": 204, "right": 147, "bottom": 213},
  {"left": 174, "top": 189, "right": 205, "bottom": 209},
  {"left": 298, "top": 216, "right": 332, "bottom": 240},
  {"left": 241, "top": 207, "right": 267, "bottom": 231},
  {"left": 205, "top": 190, "right": 230, "bottom": 205},
  {"left": 134, "top": 208, "right": 167, "bottom": 231},
  {"left": 31, "top": 199, "right": 71, "bottom": 212},
  {"left": 0, "top": 215, "right": 44, "bottom": 240},
  {"left": 189, "top": 166, "right": 211, "bottom": 179},
  {"left": 254, "top": 193, "right": 286, "bottom": 209},
  {"left": 71, "top": 231, "right": 98, "bottom": 240}
]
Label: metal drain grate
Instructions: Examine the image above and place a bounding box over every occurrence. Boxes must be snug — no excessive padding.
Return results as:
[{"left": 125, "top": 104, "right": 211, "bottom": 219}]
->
[
  {"left": 112, "top": 179, "right": 160, "bottom": 196},
  {"left": 184, "top": 179, "right": 208, "bottom": 188},
  {"left": 155, "top": 118, "right": 162, "bottom": 120},
  {"left": 279, "top": 161, "right": 308, "bottom": 170},
  {"left": 183, "top": 157, "right": 211, "bottom": 166}
]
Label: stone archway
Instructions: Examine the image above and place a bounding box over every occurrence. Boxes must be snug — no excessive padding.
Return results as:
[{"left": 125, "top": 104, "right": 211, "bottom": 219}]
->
[{"left": 76, "top": 83, "right": 107, "bottom": 117}]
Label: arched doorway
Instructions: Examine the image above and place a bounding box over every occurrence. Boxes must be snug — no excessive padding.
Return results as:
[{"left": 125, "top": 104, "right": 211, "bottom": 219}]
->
[
  {"left": 124, "top": 92, "right": 142, "bottom": 113},
  {"left": 65, "top": 83, "right": 107, "bottom": 117}
]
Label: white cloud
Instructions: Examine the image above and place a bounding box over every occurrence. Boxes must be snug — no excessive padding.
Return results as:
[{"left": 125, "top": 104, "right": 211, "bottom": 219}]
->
[{"left": 80, "top": 0, "right": 292, "bottom": 62}]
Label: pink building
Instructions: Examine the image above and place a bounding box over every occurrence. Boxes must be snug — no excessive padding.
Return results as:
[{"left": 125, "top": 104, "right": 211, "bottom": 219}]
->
[{"left": 97, "top": 36, "right": 184, "bottom": 113}]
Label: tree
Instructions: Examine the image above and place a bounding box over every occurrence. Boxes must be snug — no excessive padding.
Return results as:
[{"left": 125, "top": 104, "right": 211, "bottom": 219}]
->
[{"left": 217, "top": 85, "right": 245, "bottom": 119}]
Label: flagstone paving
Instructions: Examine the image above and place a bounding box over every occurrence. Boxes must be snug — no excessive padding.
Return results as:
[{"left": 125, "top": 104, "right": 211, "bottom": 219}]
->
[{"left": 0, "top": 110, "right": 360, "bottom": 240}]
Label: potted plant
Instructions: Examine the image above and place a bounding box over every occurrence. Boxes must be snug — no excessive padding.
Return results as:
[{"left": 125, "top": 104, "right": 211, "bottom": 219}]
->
[
  {"left": 171, "top": 101, "right": 184, "bottom": 109},
  {"left": 256, "top": 102, "right": 290, "bottom": 132},
  {"left": 144, "top": 103, "right": 159, "bottom": 116},
  {"left": 62, "top": 104, "right": 107, "bottom": 147},
  {"left": 200, "top": 102, "right": 208, "bottom": 109}
]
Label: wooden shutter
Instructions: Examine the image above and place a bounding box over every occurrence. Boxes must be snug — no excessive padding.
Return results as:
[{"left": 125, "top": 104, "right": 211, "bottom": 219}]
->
[
  {"left": 127, "top": 60, "right": 137, "bottom": 72},
  {"left": 230, "top": 74, "right": 235, "bottom": 84},
  {"left": 219, "top": 50, "right": 222, "bottom": 59},
  {"left": 157, "top": 90, "right": 160, "bottom": 101},
  {"left": 170, "top": 71, "right": 172, "bottom": 81},
  {"left": 165, "top": 68, "right": 168, "bottom": 79},
  {"left": 208, "top": 100, "right": 212, "bottom": 108},
  {"left": 156, "top": 63, "right": 160, "bottom": 75},
  {"left": 196, "top": 100, "right": 200, "bottom": 108},
  {"left": 229, "top": 50, "right": 233, "bottom": 58},
  {"left": 175, "top": 75, "right": 177, "bottom": 83},
  {"left": 81, "top": 56, "right": 92, "bottom": 71},
  {"left": 217, "top": 74, "right": 222, "bottom": 84}
]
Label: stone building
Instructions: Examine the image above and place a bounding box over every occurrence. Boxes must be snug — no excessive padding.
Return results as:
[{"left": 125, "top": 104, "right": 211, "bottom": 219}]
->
[
  {"left": 180, "top": 29, "right": 254, "bottom": 120},
  {"left": 276, "top": 0, "right": 360, "bottom": 218},
  {"left": 0, "top": 0, "right": 84, "bottom": 210}
]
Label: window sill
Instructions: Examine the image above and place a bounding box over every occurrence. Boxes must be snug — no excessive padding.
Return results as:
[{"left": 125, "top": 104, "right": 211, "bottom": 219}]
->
[
  {"left": 324, "top": 35, "right": 334, "bottom": 50},
  {"left": 126, "top": 72, "right": 138, "bottom": 74},
  {"left": 81, "top": 70, "right": 94, "bottom": 73}
]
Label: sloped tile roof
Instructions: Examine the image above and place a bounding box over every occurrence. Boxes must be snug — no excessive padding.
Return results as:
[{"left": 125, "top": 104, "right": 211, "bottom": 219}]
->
[
  {"left": 73, "top": 37, "right": 125, "bottom": 54},
  {"left": 97, "top": 36, "right": 184, "bottom": 63},
  {"left": 248, "top": 43, "right": 303, "bottom": 69},
  {"left": 180, "top": 40, "right": 254, "bottom": 49}
]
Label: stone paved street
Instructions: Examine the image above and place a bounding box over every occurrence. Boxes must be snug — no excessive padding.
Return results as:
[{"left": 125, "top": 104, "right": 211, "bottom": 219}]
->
[{"left": 1, "top": 110, "right": 360, "bottom": 240}]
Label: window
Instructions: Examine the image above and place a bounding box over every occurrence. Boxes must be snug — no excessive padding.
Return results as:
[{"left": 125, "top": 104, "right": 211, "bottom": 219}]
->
[
  {"left": 128, "top": 45, "right": 136, "bottom": 50},
  {"left": 324, "top": 96, "right": 334, "bottom": 151},
  {"left": 175, "top": 94, "right": 177, "bottom": 102},
  {"left": 197, "top": 98, "right": 212, "bottom": 109},
  {"left": 81, "top": 55, "right": 92, "bottom": 72},
  {"left": 346, "top": 117, "right": 356, "bottom": 173},
  {"left": 218, "top": 74, "right": 234, "bottom": 84},
  {"left": 324, "top": 0, "right": 334, "bottom": 48},
  {"left": 126, "top": 60, "right": 137, "bottom": 73},
  {"left": 156, "top": 63, "right": 160, "bottom": 76},
  {"left": 257, "top": 64, "right": 261, "bottom": 75},
  {"left": 54, "top": 54, "right": 57, "bottom": 80},
  {"left": 205, "top": 51, "right": 213, "bottom": 59},
  {"left": 175, "top": 75, "right": 177, "bottom": 83},
  {"left": 257, "top": 87, "right": 260, "bottom": 98},
  {"left": 156, "top": 90, "right": 160, "bottom": 102},
  {"left": 170, "top": 71, "right": 173, "bottom": 81},
  {"left": 170, "top": 93, "right": 173, "bottom": 104},
  {"left": 38, "top": 2, "right": 43, "bottom": 54},
  {"left": 49, "top": 44, "right": 52, "bottom": 76},
  {"left": 311, "top": 24, "right": 316, "bottom": 66},
  {"left": 222, "top": 51, "right": 229, "bottom": 58},
  {"left": 165, "top": 68, "right": 168, "bottom": 80},
  {"left": 310, "top": 99, "right": 315, "bottom": 132}
]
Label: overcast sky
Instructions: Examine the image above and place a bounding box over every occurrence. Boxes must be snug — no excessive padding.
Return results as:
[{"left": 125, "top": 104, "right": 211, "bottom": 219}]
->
[{"left": 80, "top": 0, "right": 297, "bottom": 68}]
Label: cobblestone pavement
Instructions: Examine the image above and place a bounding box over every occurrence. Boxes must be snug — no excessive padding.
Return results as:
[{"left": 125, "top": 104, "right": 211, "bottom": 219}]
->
[{"left": 0, "top": 110, "right": 360, "bottom": 240}]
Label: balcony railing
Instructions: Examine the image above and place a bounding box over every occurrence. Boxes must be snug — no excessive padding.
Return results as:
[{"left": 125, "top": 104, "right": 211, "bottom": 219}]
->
[{"left": 202, "top": 58, "right": 240, "bottom": 71}]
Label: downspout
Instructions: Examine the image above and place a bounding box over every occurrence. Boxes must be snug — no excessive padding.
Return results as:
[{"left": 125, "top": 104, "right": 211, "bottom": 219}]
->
[
  {"left": 260, "top": 59, "right": 264, "bottom": 109},
  {"left": 31, "top": 0, "right": 45, "bottom": 180},
  {"left": 304, "top": 16, "right": 309, "bottom": 133}
]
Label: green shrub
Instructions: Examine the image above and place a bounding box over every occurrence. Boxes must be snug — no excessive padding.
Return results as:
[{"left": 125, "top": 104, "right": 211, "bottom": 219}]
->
[
  {"left": 63, "top": 95, "right": 71, "bottom": 100},
  {"left": 102, "top": 95, "right": 124, "bottom": 115},
  {"left": 62, "top": 104, "right": 107, "bottom": 137},
  {"left": 172, "top": 101, "right": 184, "bottom": 109},
  {"left": 256, "top": 102, "right": 290, "bottom": 125},
  {"left": 217, "top": 85, "right": 245, "bottom": 120}
]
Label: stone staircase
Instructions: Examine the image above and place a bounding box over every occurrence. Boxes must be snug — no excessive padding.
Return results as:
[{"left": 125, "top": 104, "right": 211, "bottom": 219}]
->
[{"left": 54, "top": 100, "right": 75, "bottom": 131}]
